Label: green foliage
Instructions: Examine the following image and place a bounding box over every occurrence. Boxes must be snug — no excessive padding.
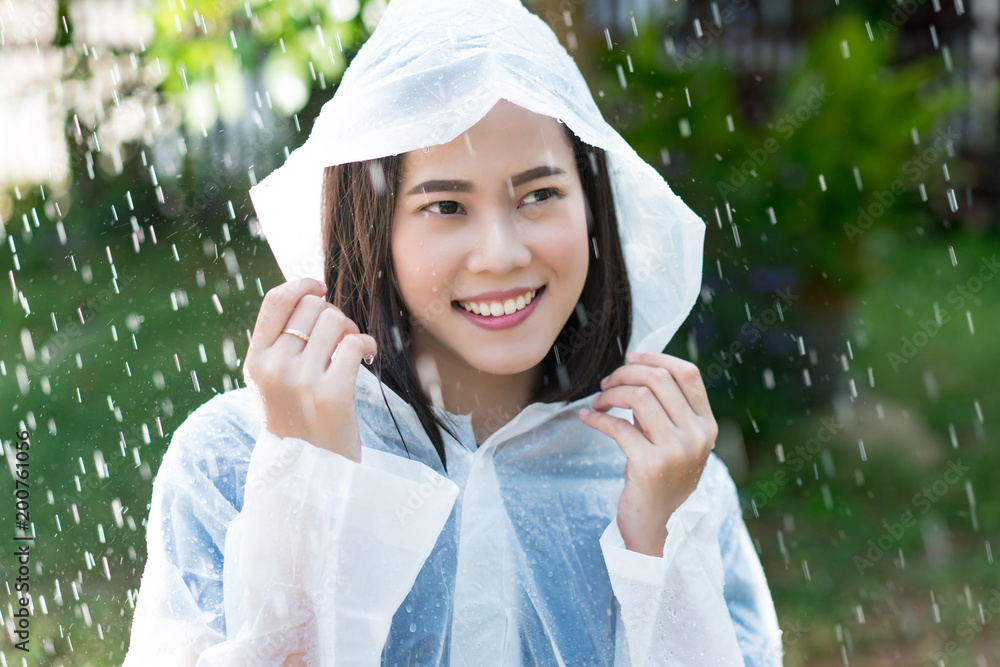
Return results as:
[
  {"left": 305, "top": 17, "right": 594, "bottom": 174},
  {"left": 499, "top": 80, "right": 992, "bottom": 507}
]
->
[
  {"left": 595, "top": 14, "right": 969, "bottom": 442},
  {"left": 606, "top": 14, "right": 967, "bottom": 290},
  {"left": 145, "top": 0, "right": 370, "bottom": 127}
]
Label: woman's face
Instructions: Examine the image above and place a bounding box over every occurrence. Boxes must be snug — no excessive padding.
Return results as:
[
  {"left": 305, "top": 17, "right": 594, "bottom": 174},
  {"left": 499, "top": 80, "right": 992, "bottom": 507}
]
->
[{"left": 390, "top": 99, "right": 591, "bottom": 381}]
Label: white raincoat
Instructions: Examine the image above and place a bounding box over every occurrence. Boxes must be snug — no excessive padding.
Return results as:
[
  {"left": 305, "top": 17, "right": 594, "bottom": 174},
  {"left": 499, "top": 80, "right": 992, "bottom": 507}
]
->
[{"left": 124, "top": 0, "right": 783, "bottom": 664}]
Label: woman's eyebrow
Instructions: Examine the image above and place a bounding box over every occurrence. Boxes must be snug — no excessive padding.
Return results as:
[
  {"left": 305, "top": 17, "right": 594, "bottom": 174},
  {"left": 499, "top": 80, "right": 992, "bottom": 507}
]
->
[
  {"left": 405, "top": 179, "right": 472, "bottom": 197},
  {"left": 405, "top": 165, "right": 567, "bottom": 197},
  {"left": 509, "top": 165, "right": 567, "bottom": 187}
]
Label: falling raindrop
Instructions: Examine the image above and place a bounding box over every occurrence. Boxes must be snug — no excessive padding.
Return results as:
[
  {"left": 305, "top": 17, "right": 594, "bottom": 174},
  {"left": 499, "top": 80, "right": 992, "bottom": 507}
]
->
[
  {"left": 923, "top": 369, "right": 939, "bottom": 401},
  {"left": 415, "top": 353, "right": 444, "bottom": 409},
  {"left": 615, "top": 64, "right": 627, "bottom": 90},
  {"left": 777, "top": 531, "right": 790, "bottom": 565},
  {"left": 965, "top": 481, "right": 978, "bottom": 532}
]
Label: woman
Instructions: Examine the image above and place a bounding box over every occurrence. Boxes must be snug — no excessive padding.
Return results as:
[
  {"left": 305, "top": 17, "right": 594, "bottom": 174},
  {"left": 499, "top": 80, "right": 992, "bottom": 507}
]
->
[{"left": 124, "top": 0, "right": 783, "bottom": 664}]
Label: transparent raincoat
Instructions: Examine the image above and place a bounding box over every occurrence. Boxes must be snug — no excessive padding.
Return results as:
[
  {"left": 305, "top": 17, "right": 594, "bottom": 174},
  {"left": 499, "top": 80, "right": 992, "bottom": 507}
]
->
[{"left": 124, "top": 0, "right": 783, "bottom": 664}]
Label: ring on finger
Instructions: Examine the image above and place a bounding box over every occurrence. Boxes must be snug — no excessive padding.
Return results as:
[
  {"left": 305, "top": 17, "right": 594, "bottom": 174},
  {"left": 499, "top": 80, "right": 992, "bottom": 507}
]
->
[{"left": 281, "top": 328, "right": 310, "bottom": 343}]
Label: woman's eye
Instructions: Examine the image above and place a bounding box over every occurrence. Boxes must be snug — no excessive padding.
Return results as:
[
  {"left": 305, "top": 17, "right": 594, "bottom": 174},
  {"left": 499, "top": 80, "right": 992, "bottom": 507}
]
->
[
  {"left": 424, "top": 200, "right": 464, "bottom": 215},
  {"left": 521, "top": 188, "right": 558, "bottom": 206}
]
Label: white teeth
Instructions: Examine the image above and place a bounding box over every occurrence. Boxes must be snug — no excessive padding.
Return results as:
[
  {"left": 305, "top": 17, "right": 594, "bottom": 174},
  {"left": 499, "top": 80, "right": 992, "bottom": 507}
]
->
[{"left": 459, "top": 289, "right": 538, "bottom": 317}]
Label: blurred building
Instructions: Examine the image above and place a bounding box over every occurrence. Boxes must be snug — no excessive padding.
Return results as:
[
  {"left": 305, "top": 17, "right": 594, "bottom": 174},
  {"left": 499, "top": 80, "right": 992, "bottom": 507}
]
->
[
  {"left": 1, "top": 0, "right": 996, "bottom": 222},
  {"left": 0, "top": 0, "right": 153, "bottom": 193}
]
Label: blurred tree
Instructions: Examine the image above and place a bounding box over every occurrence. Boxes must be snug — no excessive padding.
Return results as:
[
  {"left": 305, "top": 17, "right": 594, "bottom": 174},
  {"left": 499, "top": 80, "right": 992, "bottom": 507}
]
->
[{"left": 589, "top": 13, "right": 968, "bottom": 447}]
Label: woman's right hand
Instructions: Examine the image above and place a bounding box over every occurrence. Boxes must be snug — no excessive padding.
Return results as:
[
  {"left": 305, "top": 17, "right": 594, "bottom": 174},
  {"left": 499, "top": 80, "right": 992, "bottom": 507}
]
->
[{"left": 242, "top": 277, "right": 378, "bottom": 462}]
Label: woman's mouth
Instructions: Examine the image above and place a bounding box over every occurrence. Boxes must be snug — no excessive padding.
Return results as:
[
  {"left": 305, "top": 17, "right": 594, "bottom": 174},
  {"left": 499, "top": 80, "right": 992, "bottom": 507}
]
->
[{"left": 452, "top": 286, "right": 545, "bottom": 331}]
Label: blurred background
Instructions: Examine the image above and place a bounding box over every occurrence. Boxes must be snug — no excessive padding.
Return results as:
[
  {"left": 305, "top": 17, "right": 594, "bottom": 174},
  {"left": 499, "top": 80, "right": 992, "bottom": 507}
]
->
[{"left": 0, "top": 0, "right": 996, "bottom": 664}]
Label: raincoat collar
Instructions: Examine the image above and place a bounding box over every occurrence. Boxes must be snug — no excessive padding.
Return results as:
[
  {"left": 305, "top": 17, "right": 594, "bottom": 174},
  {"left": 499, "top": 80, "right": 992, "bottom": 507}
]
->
[{"left": 354, "top": 364, "right": 594, "bottom": 453}]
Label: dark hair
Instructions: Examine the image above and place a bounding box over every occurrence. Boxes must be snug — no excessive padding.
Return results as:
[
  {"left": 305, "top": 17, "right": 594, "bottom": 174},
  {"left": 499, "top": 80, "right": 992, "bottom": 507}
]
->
[{"left": 320, "top": 122, "right": 631, "bottom": 471}]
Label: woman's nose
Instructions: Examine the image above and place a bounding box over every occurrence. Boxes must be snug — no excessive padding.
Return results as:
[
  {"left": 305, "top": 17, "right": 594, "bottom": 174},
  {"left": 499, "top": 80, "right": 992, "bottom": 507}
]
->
[{"left": 465, "top": 210, "right": 531, "bottom": 274}]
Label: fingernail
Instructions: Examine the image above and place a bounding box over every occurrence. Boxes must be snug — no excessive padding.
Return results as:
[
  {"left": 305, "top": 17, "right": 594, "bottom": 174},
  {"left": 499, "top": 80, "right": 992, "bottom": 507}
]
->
[
  {"left": 600, "top": 376, "right": 608, "bottom": 388},
  {"left": 363, "top": 354, "right": 375, "bottom": 365},
  {"left": 626, "top": 351, "right": 639, "bottom": 362},
  {"left": 579, "top": 408, "right": 592, "bottom": 418}
]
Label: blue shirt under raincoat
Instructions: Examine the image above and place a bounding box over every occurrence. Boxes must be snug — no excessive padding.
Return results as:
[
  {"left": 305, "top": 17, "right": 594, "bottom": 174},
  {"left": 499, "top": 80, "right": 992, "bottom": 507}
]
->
[{"left": 123, "top": 366, "right": 782, "bottom": 665}]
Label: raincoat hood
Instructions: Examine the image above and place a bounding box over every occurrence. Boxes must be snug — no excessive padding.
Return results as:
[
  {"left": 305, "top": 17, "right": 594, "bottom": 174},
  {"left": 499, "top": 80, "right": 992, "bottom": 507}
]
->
[{"left": 248, "top": 0, "right": 705, "bottom": 358}]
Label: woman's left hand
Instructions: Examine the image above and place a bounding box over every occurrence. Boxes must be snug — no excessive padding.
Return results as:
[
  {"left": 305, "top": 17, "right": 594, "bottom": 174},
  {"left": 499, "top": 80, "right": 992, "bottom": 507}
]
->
[{"left": 579, "top": 352, "right": 718, "bottom": 557}]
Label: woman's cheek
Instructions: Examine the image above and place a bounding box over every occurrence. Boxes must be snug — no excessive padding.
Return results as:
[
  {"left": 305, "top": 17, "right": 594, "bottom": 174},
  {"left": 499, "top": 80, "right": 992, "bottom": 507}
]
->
[
  {"left": 389, "top": 217, "right": 425, "bottom": 309},
  {"left": 538, "top": 207, "right": 590, "bottom": 280},
  {"left": 392, "top": 223, "right": 458, "bottom": 324}
]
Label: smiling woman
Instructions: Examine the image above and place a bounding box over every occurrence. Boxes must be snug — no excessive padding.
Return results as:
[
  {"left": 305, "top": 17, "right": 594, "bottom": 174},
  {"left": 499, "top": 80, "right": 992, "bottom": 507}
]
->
[
  {"left": 321, "top": 100, "right": 634, "bottom": 455},
  {"left": 391, "top": 101, "right": 593, "bottom": 443},
  {"left": 122, "top": 0, "right": 782, "bottom": 664}
]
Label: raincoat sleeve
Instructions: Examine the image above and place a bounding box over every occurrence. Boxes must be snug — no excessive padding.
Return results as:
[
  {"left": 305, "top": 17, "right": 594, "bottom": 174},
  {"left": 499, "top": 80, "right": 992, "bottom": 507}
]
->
[
  {"left": 123, "top": 395, "right": 459, "bottom": 666},
  {"left": 599, "top": 455, "right": 783, "bottom": 666}
]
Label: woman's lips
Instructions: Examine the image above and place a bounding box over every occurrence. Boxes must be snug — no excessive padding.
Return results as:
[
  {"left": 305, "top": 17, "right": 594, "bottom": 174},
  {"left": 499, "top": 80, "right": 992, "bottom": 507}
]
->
[{"left": 452, "top": 285, "right": 545, "bottom": 331}]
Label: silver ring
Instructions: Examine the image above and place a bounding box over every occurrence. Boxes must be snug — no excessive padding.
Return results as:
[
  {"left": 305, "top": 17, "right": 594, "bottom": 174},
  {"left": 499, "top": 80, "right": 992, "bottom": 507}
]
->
[{"left": 281, "top": 328, "right": 310, "bottom": 343}]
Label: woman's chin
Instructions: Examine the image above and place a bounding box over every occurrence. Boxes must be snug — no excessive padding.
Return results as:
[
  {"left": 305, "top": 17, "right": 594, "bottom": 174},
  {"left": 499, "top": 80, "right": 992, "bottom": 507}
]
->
[{"left": 461, "top": 349, "right": 550, "bottom": 378}]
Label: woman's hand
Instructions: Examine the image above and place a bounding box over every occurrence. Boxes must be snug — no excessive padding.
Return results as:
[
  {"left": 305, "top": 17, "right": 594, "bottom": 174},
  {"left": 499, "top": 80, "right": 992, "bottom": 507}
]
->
[
  {"left": 578, "top": 352, "right": 718, "bottom": 557},
  {"left": 243, "top": 277, "right": 378, "bottom": 462}
]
